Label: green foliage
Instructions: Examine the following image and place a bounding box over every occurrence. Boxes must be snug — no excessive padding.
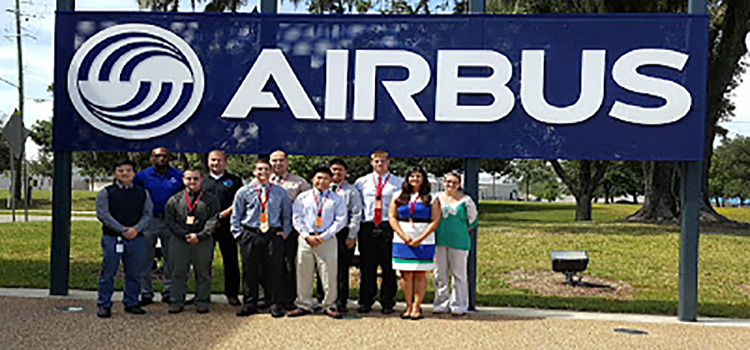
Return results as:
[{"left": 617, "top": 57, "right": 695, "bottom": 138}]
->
[
  {"left": 710, "top": 136, "right": 750, "bottom": 203},
  {"left": 508, "top": 159, "right": 560, "bottom": 201}
]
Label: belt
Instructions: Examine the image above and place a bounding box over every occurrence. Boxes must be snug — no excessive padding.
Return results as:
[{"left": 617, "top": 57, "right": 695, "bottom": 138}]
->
[{"left": 242, "top": 226, "right": 282, "bottom": 234}]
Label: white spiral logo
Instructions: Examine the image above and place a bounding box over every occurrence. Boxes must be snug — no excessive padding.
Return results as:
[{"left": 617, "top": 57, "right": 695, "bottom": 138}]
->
[{"left": 67, "top": 23, "right": 204, "bottom": 140}]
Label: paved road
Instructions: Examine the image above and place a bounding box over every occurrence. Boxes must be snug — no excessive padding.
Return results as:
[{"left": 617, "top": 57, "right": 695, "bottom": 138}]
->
[{"left": 1, "top": 288, "right": 748, "bottom": 349}]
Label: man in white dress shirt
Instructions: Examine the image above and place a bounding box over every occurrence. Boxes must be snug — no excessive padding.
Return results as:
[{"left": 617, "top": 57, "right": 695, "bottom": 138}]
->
[
  {"left": 354, "top": 151, "right": 403, "bottom": 314},
  {"left": 287, "top": 167, "right": 347, "bottom": 319}
]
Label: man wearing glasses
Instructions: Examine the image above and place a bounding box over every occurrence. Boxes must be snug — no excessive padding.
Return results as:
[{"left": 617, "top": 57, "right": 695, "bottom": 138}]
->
[
  {"left": 133, "top": 147, "right": 184, "bottom": 306},
  {"left": 164, "top": 169, "right": 221, "bottom": 314}
]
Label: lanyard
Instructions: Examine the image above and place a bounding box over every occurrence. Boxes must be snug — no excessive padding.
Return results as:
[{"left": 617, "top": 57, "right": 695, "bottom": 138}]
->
[
  {"left": 313, "top": 190, "right": 330, "bottom": 217},
  {"left": 333, "top": 182, "right": 344, "bottom": 194},
  {"left": 254, "top": 183, "right": 272, "bottom": 211},
  {"left": 374, "top": 173, "right": 390, "bottom": 198},
  {"left": 185, "top": 191, "right": 204, "bottom": 214},
  {"left": 276, "top": 173, "right": 289, "bottom": 186},
  {"left": 409, "top": 194, "right": 419, "bottom": 218}
]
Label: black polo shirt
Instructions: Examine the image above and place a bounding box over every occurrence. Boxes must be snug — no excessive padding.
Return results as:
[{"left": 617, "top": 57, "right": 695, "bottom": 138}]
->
[{"left": 203, "top": 171, "right": 243, "bottom": 212}]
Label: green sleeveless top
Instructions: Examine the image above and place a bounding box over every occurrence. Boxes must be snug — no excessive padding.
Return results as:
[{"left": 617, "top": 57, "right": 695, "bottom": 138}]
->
[{"left": 434, "top": 194, "right": 478, "bottom": 251}]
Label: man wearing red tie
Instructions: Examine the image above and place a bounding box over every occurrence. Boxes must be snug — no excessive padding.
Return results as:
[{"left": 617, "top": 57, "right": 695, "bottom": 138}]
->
[{"left": 354, "top": 151, "right": 403, "bottom": 314}]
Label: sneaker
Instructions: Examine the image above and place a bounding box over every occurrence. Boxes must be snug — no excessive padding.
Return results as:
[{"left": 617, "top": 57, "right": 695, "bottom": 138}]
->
[
  {"left": 139, "top": 296, "right": 153, "bottom": 307},
  {"left": 97, "top": 306, "right": 111, "bottom": 318},
  {"left": 124, "top": 306, "right": 147, "bottom": 315},
  {"left": 168, "top": 305, "right": 184, "bottom": 314},
  {"left": 196, "top": 305, "right": 209, "bottom": 314}
]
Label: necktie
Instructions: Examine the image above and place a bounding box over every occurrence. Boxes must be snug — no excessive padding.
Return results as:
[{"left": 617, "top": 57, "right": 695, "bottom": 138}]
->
[
  {"left": 374, "top": 176, "right": 383, "bottom": 225},
  {"left": 259, "top": 185, "right": 270, "bottom": 233}
]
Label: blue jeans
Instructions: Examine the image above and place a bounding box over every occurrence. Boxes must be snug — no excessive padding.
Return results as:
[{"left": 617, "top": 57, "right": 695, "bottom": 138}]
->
[{"left": 97, "top": 235, "right": 147, "bottom": 308}]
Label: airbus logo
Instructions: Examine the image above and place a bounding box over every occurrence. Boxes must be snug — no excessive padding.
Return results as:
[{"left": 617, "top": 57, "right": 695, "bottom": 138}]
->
[{"left": 67, "top": 23, "right": 204, "bottom": 140}]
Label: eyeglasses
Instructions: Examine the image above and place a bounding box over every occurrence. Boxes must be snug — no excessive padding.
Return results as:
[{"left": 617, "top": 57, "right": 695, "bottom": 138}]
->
[
  {"left": 153, "top": 154, "right": 169, "bottom": 158},
  {"left": 184, "top": 177, "right": 200, "bottom": 181},
  {"left": 444, "top": 180, "right": 460, "bottom": 185}
]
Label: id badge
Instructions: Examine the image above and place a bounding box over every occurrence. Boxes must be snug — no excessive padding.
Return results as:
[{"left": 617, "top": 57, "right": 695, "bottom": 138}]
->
[
  {"left": 315, "top": 216, "right": 323, "bottom": 227},
  {"left": 375, "top": 199, "right": 382, "bottom": 210},
  {"left": 259, "top": 212, "right": 268, "bottom": 223},
  {"left": 116, "top": 243, "right": 124, "bottom": 253},
  {"left": 186, "top": 216, "right": 195, "bottom": 225}
]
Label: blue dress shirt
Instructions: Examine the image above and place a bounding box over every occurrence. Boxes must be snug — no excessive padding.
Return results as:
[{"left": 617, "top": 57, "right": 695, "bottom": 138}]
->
[
  {"left": 133, "top": 166, "right": 183, "bottom": 215},
  {"left": 230, "top": 181, "right": 292, "bottom": 238}
]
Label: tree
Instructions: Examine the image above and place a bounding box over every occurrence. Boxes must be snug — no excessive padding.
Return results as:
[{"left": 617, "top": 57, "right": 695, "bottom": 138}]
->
[
  {"left": 550, "top": 159, "right": 608, "bottom": 220},
  {"left": 595, "top": 161, "right": 644, "bottom": 204},
  {"left": 709, "top": 136, "right": 750, "bottom": 206},
  {"left": 508, "top": 159, "right": 559, "bottom": 201},
  {"left": 136, "top": 0, "right": 246, "bottom": 12}
]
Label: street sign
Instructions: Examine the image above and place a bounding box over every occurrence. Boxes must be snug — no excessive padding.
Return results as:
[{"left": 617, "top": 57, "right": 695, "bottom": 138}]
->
[{"left": 2, "top": 109, "right": 29, "bottom": 158}]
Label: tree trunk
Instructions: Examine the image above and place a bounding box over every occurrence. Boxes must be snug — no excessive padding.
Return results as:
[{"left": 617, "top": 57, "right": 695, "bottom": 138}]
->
[
  {"left": 550, "top": 159, "right": 609, "bottom": 222},
  {"left": 631, "top": 193, "right": 638, "bottom": 205},
  {"left": 624, "top": 161, "right": 679, "bottom": 224},
  {"left": 575, "top": 192, "right": 593, "bottom": 221}
]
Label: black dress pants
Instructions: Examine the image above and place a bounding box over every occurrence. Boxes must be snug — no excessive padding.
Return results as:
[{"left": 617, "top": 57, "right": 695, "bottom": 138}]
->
[
  {"left": 239, "top": 227, "right": 285, "bottom": 309},
  {"left": 358, "top": 222, "right": 396, "bottom": 309},
  {"left": 214, "top": 219, "right": 240, "bottom": 298}
]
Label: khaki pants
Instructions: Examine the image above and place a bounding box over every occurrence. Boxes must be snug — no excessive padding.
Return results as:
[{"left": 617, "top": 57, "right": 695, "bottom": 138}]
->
[{"left": 295, "top": 235, "right": 337, "bottom": 310}]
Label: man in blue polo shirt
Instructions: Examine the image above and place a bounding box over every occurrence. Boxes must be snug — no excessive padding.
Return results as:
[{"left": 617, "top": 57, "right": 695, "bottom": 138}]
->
[{"left": 134, "top": 147, "right": 184, "bottom": 306}]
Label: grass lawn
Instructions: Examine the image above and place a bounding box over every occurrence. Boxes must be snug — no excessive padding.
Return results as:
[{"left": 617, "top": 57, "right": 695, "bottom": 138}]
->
[
  {"left": 1, "top": 200, "right": 749, "bottom": 318},
  {"left": 0, "top": 189, "right": 97, "bottom": 212}
]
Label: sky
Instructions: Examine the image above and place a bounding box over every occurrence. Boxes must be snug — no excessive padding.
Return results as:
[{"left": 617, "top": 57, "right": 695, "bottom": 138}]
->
[{"left": 0, "top": 0, "right": 748, "bottom": 160}]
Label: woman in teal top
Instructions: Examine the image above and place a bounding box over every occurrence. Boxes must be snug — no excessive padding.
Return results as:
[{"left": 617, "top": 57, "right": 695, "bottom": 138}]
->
[{"left": 432, "top": 172, "right": 478, "bottom": 316}]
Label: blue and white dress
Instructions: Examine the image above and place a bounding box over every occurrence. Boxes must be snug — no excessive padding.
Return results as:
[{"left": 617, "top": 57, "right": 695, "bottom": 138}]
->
[{"left": 392, "top": 192, "right": 435, "bottom": 271}]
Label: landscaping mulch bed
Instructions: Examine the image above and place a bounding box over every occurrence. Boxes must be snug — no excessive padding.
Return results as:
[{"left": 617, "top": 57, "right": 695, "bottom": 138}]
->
[{"left": 504, "top": 269, "right": 634, "bottom": 299}]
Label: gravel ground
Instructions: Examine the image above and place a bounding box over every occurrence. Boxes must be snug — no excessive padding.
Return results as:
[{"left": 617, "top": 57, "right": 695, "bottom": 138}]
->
[{"left": 1, "top": 296, "right": 749, "bottom": 349}]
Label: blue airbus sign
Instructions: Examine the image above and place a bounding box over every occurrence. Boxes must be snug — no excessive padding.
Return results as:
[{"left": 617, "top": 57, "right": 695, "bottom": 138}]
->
[{"left": 54, "top": 12, "right": 708, "bottom": 160}]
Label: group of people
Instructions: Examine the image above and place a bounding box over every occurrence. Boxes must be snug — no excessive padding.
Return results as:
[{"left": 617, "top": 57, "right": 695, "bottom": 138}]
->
[{"left": 95, "top": 148, "right": 478, "bottom": 321}]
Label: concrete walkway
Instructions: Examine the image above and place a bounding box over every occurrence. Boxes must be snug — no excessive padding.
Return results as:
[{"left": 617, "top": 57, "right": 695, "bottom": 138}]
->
[
  {"left": 1, "top": 288, "right": 748, "bottom": 349},
  {"left": 0, "top": 214, "right": 98, "bottom": 223}
]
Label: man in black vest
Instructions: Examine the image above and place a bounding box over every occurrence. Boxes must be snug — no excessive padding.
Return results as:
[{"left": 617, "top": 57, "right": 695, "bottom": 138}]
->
[{"left": 95, "top": 159, "right": 153, "bottom": 318}]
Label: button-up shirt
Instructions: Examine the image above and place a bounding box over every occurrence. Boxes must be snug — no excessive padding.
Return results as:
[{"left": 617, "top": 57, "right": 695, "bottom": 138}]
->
[
  {"left": 165, "top": 190, "right": 221, "bottom": 241},
  {"left": 133, "top": 166, "right": 184, "bottom": 215},
  {"left": 330, "top": 181, "right": 362, "bottom": 239},
  {"left": 95, "top": 181, "right": 153, "bottom": 234},
  {"left": 293, "top": 188, "right": 347, "bottom": 241},
  {"left": 230, "top": 181, "right": 292, "bottom": 238},
  {"left": 271, "top": 172, "right": 311, "bottom": 203},
  {"left": 355, "top": 171, "right": 403, "bottom": 222}
]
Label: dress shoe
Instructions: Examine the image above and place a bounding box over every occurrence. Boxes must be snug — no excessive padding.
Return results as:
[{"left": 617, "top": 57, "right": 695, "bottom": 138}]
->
[
  {"left": 283, "top": 302, "right": 297, "bottom": 311},
  {"left": 451, "top": 312, "right": 466, "bottom": 317},
  {"left": 336, "top": 304, "right": 348, "bottom": 313},
  {"left": 124, "top": 306, "right": 147, "bottom": 315},
  {"left": 97, "top": 306, "right": 111, "bottom": 318},
  {"left": 168, "top": 305, "right": 184, "bottom": 314},
  {"left": 236, "top": 307, "right": 257, "bottom": 317},
  {"left": 196, "top": 305, "right": 209, "bottom": 314},
  {"left": 139, "top": 296, "right": 153, "bottom": 307},
  {"left": 381, "top": 306, "right": 394, "bottom": 315},
  {"left": 324, "top": 308, "right": 343, "bottom": 319},
  {"left": 227, "top": 296, "right": 241, "bottom": 306},
  {"left": 357, "top": 305, "right": 371, "bottom": 314},
  {"left": 286, "top": 308, "right": 312, "bottom": 317},
  {"left": 270, "top": 306, "right": 286, "bottom": 318}
]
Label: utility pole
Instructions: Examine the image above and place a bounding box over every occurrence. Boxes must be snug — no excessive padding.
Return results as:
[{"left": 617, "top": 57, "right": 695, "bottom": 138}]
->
[{"left": 9, "top": 0, "right": 28, "bottom": 222}]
